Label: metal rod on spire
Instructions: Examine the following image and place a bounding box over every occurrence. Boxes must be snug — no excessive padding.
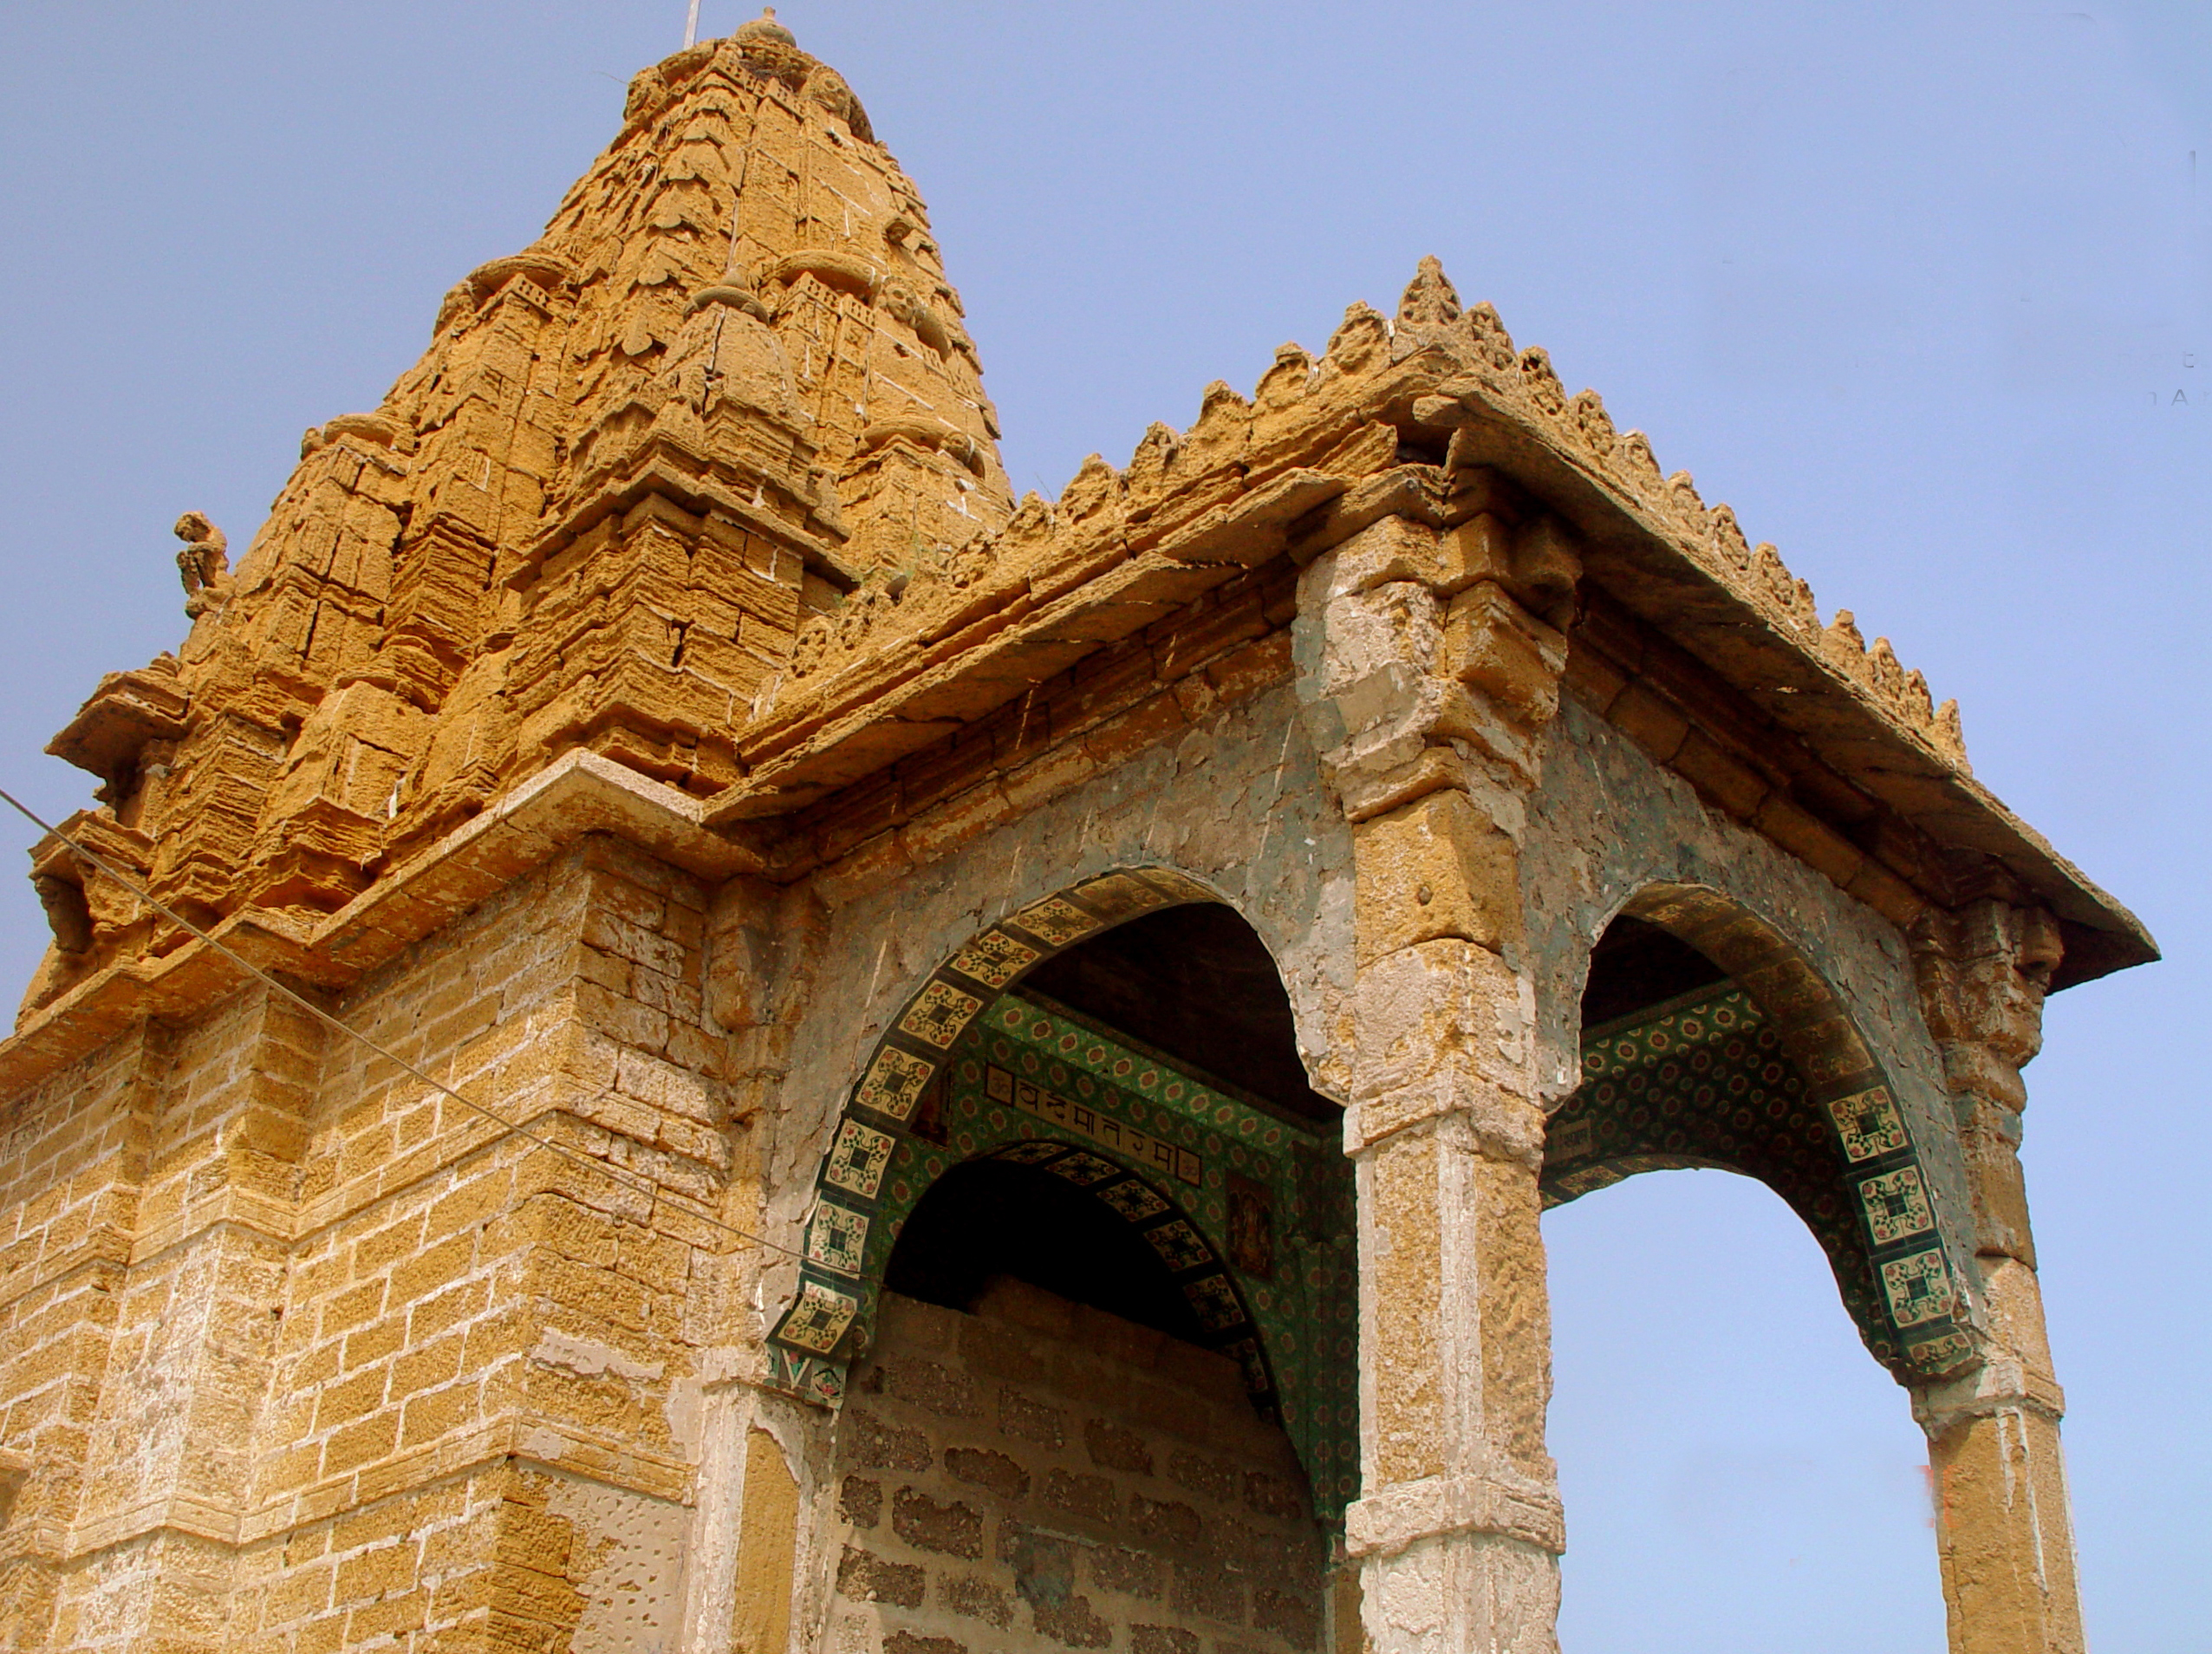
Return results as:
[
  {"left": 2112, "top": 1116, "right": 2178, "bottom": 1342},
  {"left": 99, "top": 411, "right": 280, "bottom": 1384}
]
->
[{"left": 684, "top": 0, "right": 702, "bottom": 48}]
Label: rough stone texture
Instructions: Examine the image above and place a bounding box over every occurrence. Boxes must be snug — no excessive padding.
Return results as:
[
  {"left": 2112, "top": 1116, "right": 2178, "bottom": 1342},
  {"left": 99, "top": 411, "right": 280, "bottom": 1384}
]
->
[
  {"left": 1517, "top": 694, "right": 1978, "bottom": 1293},
  {"left": 822, "top": 1284, "right": 1330, "bottom": 1654},
  {"left": 0, "top": 14, "right": 2152, "bottom": 1654},
  {"left": 16, "top": 16, "right": 1014, "bottom": 1021},
  {"left": 0, "top": 836, "right": 750, "bottom": 1654}
]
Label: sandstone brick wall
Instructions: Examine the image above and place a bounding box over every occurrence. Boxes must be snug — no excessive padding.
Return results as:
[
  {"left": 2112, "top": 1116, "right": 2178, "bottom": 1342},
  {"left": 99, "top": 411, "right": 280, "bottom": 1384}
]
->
[
  {"left": 0, "top": 830, "right": 765, "bottom": 1653},
  {"left": 0, "top": 1022, "right": 165, "bottom": 1649},
  {"left": 219, "top": 834, "right": 746, "bottom": 1654},
  {"left": 826, "top": 1281, "right": 1334, "bottom": 1654}
]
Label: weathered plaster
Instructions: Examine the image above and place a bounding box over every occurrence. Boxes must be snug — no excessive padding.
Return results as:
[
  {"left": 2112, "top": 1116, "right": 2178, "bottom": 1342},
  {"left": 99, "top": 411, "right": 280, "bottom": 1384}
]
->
[
  {"left": 543, "top": 1472, "right": 690, "bottom": 1654},
  {"left": 765, "top": 679, "right": 1355, "bottom": 1237},
  {"left": 1519, "top": 695, "right": 1979, "bottom": 1327}
]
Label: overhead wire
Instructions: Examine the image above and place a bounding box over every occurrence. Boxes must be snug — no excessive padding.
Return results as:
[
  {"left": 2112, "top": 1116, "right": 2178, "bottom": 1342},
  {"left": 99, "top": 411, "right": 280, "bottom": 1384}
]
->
[{"left": 0, "top": 784, "right": 803, "bottom": 1261}]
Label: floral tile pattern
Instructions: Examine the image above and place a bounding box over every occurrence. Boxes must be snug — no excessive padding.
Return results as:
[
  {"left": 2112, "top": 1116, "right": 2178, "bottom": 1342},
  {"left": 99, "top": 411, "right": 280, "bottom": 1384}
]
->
[
  {"left": 899, "top": 980, "right": 986, "bottom": 1049},
  {"left": 772, "top": 1279, "right": 859, "bottom": 1354},
  {"left": 805, "top": 1201, "right": 871, "bottom": 1276},
  {"left": 1829, "top": 1085, "right": 1909, "bottom": 1162},
  {"left": 823, "top": 1119, "right": 895, "bottom": 1199},
  {"left": 1007, "top": 895, "right": 1098, "bottom": 947},
  {"left": 1880, "top": 1247, "right": 1957, "bottom": 1326},
  {"left": 768, "top": 867, "right": 1360, "bottom": 1520},
  {"left": 1547, "top": 981, "right": 1973, "bottom": 1380},
  {"left": 1858, "top": 1166, "right": 1936, "bottom": 1246},
  {"left": 855, "top": 1047, "right": 934, "bottom": 1122},
  {"left": 946, "top": 928, "right": 1041, "bottom": 990}
]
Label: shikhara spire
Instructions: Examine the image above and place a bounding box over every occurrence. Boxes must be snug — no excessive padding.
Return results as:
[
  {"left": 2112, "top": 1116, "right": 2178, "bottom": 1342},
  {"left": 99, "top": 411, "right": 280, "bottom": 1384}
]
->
[{"left": 32, "top": 17, "right": 1013, "bottom": 1012}]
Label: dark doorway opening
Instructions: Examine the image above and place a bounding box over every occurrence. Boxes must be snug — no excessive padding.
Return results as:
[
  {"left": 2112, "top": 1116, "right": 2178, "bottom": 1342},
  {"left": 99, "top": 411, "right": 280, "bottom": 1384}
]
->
[
  {"left": 1020, "top": 902, "right": 1336, "bottom": 1122},
  {"left": 883, "top": 1156, "right": 1207, "bottom": 1344},
  {"left": 1580, "top": 913, "right": 1729, "bottom": 1029}
]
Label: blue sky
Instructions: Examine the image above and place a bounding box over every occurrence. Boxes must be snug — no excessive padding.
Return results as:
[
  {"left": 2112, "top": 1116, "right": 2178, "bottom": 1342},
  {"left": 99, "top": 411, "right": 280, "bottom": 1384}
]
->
[{"left": 1, "top": 3, "right": 2203, "bottom": 1646}]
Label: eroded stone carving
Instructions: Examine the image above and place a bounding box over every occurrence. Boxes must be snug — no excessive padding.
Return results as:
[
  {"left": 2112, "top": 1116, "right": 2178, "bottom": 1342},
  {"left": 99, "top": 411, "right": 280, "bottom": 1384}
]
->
[{"left": 172, "top": 511, "right": 229, "bottom": 617}]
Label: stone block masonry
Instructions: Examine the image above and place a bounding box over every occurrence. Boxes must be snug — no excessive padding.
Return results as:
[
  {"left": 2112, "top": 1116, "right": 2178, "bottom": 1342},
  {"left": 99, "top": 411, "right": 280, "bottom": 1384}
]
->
[
  {"left": 0, "top": 10, "right": 2157, "bottom": 1653},
  {"left": 0, "top": 832, "right": 757, "bottom": 1653},
  {"left": 825, "top": 1282, "right": 1332, "bottom": 1654}
]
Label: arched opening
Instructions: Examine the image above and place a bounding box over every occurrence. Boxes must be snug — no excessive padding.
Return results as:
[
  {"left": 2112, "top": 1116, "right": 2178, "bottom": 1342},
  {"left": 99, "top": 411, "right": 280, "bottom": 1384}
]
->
[
  {"left": 1543, "top": 897, "right": 1960, "bottom": 1648},
  {"left": 1015, "top": 902, "right": 1340, "bottom": 1123},
  {"left": 1547, "top": 1174, "right": 1947, "bottom": 1651},
  {"left": 791, "top": 869, "right": 1359, "bottom": 1654},
  {"left": 1547, "top": 890, "right": 1972, "bottom": 1377}
]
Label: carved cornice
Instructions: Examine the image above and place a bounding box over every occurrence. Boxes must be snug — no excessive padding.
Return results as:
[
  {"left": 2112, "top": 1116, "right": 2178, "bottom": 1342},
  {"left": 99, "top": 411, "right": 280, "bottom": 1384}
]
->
[{"left": 690, "top": 263, "right": 2152, "bottom": 986}]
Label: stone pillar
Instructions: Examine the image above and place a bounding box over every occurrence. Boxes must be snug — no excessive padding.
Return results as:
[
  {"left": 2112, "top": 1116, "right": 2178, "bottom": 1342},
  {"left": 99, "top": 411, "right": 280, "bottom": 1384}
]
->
[
  {"left": 1295, "top": 490, "right": 1577, "bottom": 1654},
  {"left": 1909, "top": 900, "right": 2085, "bottom": 1654},
  {"left": 680, "top": 874, "right": 814, "bottom": 1654},
  {"left": 62, "top": 986, "right": 320, "bottom": 1654}
]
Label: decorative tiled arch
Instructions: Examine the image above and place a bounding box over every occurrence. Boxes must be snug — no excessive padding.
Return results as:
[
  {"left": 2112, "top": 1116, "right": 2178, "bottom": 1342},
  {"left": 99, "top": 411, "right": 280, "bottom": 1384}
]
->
[
  {"left": 1543, "top": 883, "right": 1977, "bottom": 1381},
  {"left": 767, "top": 865, "right": 1362, "bottom": 1518}
]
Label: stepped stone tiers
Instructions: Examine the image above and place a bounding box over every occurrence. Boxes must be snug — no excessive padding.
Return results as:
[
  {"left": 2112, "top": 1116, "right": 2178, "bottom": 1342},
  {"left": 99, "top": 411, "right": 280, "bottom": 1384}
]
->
[{"left": 0, "top": 15, "right": 2151, "bottom": 1654}]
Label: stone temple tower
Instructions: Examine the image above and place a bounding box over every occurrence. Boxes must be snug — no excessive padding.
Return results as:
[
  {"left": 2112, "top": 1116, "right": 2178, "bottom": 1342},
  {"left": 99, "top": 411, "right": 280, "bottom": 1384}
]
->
[
  {"left": 0, "top": 16, "right": 2152, "bottom": 1654},
  {"left": 24, "top": 10, "right": 1011, "bottom": 1002}
]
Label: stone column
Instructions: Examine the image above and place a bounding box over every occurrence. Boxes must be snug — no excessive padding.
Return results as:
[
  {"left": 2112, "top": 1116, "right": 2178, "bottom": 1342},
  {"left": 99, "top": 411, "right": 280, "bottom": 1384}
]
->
[
  {"left": 62, "top": 986, "right": 319, "bottom": 1654},
  {"left": 1909, "top": 900, "right": 2085, "bottom": 1654},
  {"left": 680, "top": 874, "right": 816, "bottom": 1654},
  {"left": 1295, "top": 488, "right": 1578, "bottom": 1654}
]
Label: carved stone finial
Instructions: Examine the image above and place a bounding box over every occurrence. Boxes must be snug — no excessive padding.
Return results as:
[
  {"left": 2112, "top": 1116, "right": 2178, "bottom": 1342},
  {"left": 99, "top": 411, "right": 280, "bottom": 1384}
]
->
[
  {"left": 1664, "top": 470, "right": 1707, "bottom": 530},
  {"left": 173, "top": 511, "right": 230, "bottom": 617},
  {"left": 1869, "top": 636, "right": 1908, "bottom": 700},
  {"left": 735, "top": 7, "right": 797, "bottom": 47},
  {"left": 1326, "top": 303, "right": 1389, "bottom": 371},
  {"left": 1708, "top": 503, "right": 1752, "bottom": 570},
  {"left": 1567, "top": 388, "right": 1616, "bottom": 457},
  {"left": 1397, "top": 256, "right": 1463, "bottom": 328},
  {"left": 1935, "top": 699, "right": 1970, "bottom": 768}
]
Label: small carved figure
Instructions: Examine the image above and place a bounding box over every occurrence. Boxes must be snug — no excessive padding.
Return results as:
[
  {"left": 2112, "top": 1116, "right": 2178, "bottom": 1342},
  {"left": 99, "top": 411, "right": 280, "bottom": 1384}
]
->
[
  {"left": 172, "top": 511, "right": 230, "bottom": 616},
  {"left": 32, "top": 873, "right": 92, "bottom": 956}
]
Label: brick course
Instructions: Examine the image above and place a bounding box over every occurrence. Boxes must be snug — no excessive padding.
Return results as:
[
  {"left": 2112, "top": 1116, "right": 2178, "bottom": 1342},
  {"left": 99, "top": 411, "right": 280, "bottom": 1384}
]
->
[
  {"left": 0, "top": 836, "right": 743, "bottom": 1652},
  {"left": 824, "top": 1283, "right": 1328, "bottom": 1654}
]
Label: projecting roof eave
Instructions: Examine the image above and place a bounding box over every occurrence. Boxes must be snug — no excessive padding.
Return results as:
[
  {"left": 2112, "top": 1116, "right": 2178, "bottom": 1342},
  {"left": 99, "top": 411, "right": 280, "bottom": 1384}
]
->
[
  {"left": 1420, "top": 382, "right": 2157, "bottom": 991},
  {"left": 693, "top": 274, "right": 2152, "bottom": 990}
]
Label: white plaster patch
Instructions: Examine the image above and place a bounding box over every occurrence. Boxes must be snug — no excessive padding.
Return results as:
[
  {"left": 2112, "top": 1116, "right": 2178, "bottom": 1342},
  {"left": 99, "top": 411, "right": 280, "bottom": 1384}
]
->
[
  {"left": 664, "top": 1377, "right": 704, "bottom": 1460},
  {"left": 544, "top": 1472, "right": 688, "bottom": 1654},
  {"left": 531, "top": 1328, "right": 666, "bottom": 1384}
]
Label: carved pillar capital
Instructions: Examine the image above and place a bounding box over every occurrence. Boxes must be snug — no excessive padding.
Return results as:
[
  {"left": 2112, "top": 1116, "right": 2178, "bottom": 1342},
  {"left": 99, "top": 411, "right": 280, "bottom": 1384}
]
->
[
  {"left": 1909, "top": 898, "right": 2064, "bottom": 1267},
  {"left": 1292, "top": 500, "right": 1577, "bottom": 825},
  {"left": 1911, "top": 899, "right": 2061, "bottom": 1081}
]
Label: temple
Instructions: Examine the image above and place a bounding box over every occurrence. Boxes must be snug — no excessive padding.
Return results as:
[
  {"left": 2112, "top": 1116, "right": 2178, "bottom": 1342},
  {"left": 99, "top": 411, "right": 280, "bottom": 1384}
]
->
[{"left": 0, "top": 15, "right": 2150, "bottom": 1654}]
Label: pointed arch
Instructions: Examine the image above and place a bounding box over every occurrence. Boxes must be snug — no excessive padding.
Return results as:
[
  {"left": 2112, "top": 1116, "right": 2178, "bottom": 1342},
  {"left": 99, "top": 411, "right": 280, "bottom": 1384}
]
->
[
  {"left": 766, "top": 863, "right": 1360, "bottom": 1518},
  {"left": 1545, "top": 882, "right": 1976, "bottom": 1381}
]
